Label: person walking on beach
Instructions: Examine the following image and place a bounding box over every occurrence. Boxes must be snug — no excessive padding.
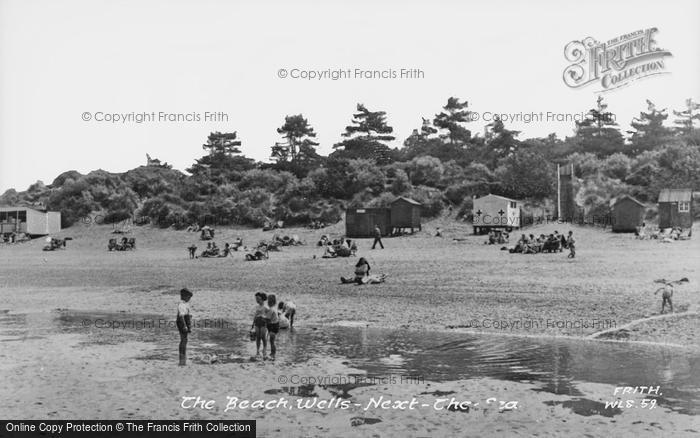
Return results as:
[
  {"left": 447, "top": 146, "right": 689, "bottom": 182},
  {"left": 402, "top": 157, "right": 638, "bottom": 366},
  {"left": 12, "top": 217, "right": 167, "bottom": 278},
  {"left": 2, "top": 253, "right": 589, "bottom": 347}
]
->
[
  {"left": 251, "top": 292, "right": 269, "bottom": 360},
  {"left": 187, "top": 245, "right": 197, "bottom": 259},
  {"left": 176, "top": 288, "right": 193, "bottom": 366},
  {"left": 567, "top": 231, "right": 576, "bottom": 258},
  {"left": 266, "top": 294, "right": 280, "bottom": 361},
  {"left": 371, "top": 225, "right": 384, "bottom": 249}
]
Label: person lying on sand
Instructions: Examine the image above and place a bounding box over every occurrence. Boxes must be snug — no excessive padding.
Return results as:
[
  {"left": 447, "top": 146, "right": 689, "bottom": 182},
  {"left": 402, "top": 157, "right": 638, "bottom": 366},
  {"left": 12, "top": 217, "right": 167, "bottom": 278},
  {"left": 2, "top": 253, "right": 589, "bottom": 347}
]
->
[
  {"left": 654, "top": 277, "right": 689, "bottom": 313},
  {"left": 245, "top": 248, "right": 269, "bottom": 261}
]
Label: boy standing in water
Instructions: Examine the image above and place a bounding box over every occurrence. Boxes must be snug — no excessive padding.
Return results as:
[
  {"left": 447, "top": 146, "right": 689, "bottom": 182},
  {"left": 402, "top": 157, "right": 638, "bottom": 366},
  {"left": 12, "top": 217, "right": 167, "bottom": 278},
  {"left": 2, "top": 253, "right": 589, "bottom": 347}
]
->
[
  {"left": 266, "top": 294, "right": 280, "bottom": 361},
  {"left": 251, "top": 292, "right": 269, "bottom": 360},
  {"left": 176, "top": 288, "right": 193, "bottom": 366}
]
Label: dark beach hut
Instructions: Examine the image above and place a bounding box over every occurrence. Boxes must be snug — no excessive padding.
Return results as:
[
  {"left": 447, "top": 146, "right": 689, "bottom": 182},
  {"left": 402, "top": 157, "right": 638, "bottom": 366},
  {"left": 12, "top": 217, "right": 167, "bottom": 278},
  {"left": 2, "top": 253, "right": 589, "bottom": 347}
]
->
[
  {"left": 345, "top": 208, "right": 392, "bottom": 238},
  {"left": 658, "top": 189, "right": 693, "bottom": 229},
  {"left": 390, "top": 197, "right": 422, "bottom": 234},
  {"left": 610, "top": 195, "right": 646, "bottom": 232}
]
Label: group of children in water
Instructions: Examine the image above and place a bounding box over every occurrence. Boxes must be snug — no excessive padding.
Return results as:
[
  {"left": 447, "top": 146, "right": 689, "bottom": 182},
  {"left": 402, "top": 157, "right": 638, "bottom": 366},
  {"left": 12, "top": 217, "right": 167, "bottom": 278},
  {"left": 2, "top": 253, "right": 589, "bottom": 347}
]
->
[
  {"left": 176, "top": 288, "right": 296, "bottom": 365},
  {"left": 251, "top": 292, "right": 296, "bottom": 361}
]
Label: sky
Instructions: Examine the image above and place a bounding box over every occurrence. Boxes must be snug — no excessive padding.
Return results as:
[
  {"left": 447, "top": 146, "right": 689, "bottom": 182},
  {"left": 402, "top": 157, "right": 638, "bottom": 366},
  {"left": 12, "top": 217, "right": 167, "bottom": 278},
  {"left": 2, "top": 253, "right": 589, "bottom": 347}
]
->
[{"left": 1, "top": 0, "right": 699, "bottom": 192}]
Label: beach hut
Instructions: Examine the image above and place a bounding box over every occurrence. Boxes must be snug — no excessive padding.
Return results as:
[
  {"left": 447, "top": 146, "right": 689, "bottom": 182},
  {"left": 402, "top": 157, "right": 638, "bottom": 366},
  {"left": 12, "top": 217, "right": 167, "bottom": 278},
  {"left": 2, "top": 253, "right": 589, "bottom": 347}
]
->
[
  {"left": 345, "top": 208, "right": 392, "bottom": 238},
  {"left": 610, "top": 195, "right": 646, "bottom": 232},
  {"left": 0, "top": 206, "right": 61, "bottom": 237},
  {"left": 472, "top": 194, "right": 521, "bottom": 234},
  {"left": 390, "top": 197, "right": 422, "bottom": 234},
  {"left": 658, "top": 189, "right": 693, "bottom": 229}
]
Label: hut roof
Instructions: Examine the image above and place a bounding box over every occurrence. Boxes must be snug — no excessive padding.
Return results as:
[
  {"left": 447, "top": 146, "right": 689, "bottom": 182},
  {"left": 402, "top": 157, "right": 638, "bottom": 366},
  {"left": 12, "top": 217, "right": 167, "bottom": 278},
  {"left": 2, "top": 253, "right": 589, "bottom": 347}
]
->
[
  {"left": 391, "top": 196, "right": 421, "bottom": 206},
  {"left": 475, "top": 193, "right": 518, "bottom": 203},
  {"left": 610, "top": 195, "right": 645, "bottom": 208},
  {"left": 0, "top": 205, "right": 48, "bottom": 213},
  {"left": 658, "top": 189, "right": 692, "bottom": 203}
]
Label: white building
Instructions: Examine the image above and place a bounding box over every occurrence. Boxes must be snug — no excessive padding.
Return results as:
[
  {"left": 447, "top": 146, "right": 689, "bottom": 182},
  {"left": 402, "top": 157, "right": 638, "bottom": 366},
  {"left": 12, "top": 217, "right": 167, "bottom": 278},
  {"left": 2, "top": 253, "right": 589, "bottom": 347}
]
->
[
  {"left": 0, "top": 206, "right": 61, "bottom": 237},
  {"left": 472, "top": 194, "right": 521, "bottom": 234}
]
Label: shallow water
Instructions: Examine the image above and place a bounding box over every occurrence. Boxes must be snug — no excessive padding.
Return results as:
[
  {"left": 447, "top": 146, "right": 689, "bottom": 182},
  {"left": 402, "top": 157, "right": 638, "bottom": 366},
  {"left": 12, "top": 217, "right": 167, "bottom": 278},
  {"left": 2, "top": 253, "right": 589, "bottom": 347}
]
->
[{"left": 2, "top": 309, "right": 699, "bottom": 416}]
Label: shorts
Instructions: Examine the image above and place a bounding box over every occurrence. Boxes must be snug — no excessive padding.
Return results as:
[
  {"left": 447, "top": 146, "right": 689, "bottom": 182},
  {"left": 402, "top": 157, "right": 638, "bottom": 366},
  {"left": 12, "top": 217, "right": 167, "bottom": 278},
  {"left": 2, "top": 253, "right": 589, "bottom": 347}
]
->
[
  {"left": 267, "top": 322, "right": 280, "bottom": 334},
  {"left": 254, "top": 316, "right": 267, "bottom": 328}
]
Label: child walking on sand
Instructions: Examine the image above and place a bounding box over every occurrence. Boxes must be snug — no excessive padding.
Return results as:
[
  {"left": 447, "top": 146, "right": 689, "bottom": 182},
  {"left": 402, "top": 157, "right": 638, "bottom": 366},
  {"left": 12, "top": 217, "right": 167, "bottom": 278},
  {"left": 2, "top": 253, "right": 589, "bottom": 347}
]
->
[
  {"left": 176, "top": 288, "right": 193, "bottom": 366},
  {"left": 267, "top": 294, "right": 280, "bottom": 361},
  {"left": 567, "top": 231, "right": 576, "bottom": 258},
  {"left": 251, "top": 292, "right": 269, "bottom": 360}
]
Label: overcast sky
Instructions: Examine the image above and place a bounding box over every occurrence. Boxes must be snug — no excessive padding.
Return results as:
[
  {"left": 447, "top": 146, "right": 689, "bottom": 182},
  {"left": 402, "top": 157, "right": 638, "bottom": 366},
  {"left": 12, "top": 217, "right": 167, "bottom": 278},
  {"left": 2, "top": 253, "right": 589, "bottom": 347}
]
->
[{"left": 1, "top": 0, "right": 698, "bottom": 192}]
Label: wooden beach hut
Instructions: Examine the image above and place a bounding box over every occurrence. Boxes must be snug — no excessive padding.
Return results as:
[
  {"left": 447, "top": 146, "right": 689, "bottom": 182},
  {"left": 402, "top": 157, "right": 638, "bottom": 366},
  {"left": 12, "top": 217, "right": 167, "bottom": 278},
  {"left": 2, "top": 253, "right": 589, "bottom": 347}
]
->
[
  {"left": 658, "top": 189, "right": 693, "bottom": 229},
  {"left": 345, "top": 208, "right": 392, "bottom": 238},
  {"left": 390, "top": 197, "right": 422, "bottom": 234},
  {"left": 610, "top": 195, "right": 646, "bottom": 232}
]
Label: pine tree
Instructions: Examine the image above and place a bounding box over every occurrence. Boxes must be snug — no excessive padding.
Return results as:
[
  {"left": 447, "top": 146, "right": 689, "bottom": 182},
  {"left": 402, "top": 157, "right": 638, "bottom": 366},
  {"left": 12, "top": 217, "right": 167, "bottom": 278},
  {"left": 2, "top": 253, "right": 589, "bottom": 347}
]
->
[
  {"left": 333, "top": 104, "right": 396, "bottom": 164},
  {"left": 271, "top": 114, "right": 319, "bottom": 162},
  {"left": 433, "top": 97, "right": 472, "bottom": 145},
  {"left": 627, "top": 100, "right": 672, "bottom": 155},
  {"left": 673, "top": 98, "right": 700, "bottom": 135},
  {"left": 574, "top": 96, "right": 625, "bottom": 157},
  {"left": 187, "top": 131, "right": 253, "bottom": 182},
  {"left": 485, "top": 116, "right": 521, "bottom": 165}
]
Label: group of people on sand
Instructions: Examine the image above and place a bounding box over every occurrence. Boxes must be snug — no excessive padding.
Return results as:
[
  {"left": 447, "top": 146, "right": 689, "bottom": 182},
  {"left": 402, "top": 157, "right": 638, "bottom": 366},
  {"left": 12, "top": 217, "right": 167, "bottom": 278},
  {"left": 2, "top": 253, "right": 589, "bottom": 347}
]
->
[
  {"left": 636, "top": 223, "right": 692, "bottom": 242},
  {"left": 176, "top": 288, "right": 297, "bottom": 365},
  {"left": 507, "top": 230, "right": 576, "bottom": 258},
  {"left": 485, "top": 230, "right": 509, "bottom": 245},
  {"left": 321, "top": 237, "right": 358, "bottom": 258},
  {"left": 187, "top": 238, "right": 244, "bottom": 259}
]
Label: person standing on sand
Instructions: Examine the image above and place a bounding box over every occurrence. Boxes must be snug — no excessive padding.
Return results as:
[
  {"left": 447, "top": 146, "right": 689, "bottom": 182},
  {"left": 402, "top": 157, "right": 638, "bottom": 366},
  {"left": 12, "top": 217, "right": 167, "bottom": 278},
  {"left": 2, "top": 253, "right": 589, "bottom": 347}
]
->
[
  {"left": 251, "top": 292, "right": 269, "bottom": 360},
  {"left": 567, "top": 231, "right": 576, "bottom": 258},
  {"left": 372, "top": 225, "right": 384, "bottom": 249},
  {"left": 176, "top": 288, "right": 193, "bottom": 366}
]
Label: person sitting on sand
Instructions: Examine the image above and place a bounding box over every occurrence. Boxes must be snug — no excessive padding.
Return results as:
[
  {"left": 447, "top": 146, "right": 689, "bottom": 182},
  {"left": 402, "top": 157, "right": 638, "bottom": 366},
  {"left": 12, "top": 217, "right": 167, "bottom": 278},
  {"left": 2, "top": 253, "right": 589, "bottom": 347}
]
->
[
  {"left": 435, "top": 227, "right": 443, "bottom": 237},
  {"left": 176, "top": 288, "right": 193, "bottom": 366},
  {"left": 232, "top": 237, "right": 243, "bottom": 251},
  {"left": 245, "top": 248, "right": 269, "bottom": 261},
  {"left": 251, "top": 292, "right": 269, "bottom": 360},
  {"left": 278, "top": 301, "right": 296, "bottom": 328},
  {"left": 560, "top": 233, "right": 568, "bottom": 249},
  {"left": 219, "top": 243, "right": 230, "bottom": 257},
  {"left": 341, "top": 257, "right": 371, "bottom": 284},
  {"left": 322, "top": 245, "right": 337, "bottom": 258}
]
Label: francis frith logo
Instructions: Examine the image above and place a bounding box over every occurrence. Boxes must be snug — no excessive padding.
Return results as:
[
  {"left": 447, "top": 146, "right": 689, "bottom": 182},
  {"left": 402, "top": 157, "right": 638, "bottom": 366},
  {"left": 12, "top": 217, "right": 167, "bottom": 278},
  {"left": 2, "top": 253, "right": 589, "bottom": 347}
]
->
[{"left": 563, "top": 28, "right": 672, "bottom": 92}]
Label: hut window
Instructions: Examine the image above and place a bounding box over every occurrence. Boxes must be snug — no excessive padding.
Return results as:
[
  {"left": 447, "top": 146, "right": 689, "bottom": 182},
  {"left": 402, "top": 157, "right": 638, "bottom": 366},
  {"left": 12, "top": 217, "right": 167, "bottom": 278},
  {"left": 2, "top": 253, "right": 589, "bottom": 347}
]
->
[
  {"left": 679, "top": 201, "right": 690, "bottom": 212},
  {"left": 509, "top": 201, "right": 516, "bottom": 208}
]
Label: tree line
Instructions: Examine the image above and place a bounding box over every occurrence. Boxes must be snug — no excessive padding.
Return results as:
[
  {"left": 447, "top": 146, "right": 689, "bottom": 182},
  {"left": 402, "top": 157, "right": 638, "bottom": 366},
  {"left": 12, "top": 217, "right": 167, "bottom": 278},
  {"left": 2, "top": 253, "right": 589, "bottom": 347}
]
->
[{"left": 1, "top": 97, "right": 699, "bottom": 228}]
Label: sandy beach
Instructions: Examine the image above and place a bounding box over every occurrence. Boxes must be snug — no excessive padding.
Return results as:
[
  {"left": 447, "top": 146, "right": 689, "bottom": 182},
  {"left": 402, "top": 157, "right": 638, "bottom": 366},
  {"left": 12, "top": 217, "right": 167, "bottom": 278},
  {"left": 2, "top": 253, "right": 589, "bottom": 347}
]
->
[{"left": 1, "top": 220, "right": 699, "bottom": 436}]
